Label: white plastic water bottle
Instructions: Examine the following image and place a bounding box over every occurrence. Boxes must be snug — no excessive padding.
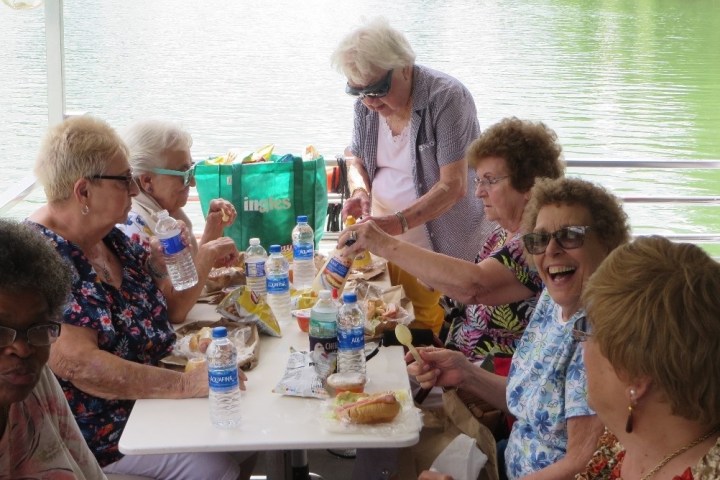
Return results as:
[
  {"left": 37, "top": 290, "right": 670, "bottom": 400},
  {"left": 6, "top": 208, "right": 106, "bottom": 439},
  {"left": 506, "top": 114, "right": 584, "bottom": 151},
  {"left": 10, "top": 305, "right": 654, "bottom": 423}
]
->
[
  {"left": 310, "top": 290, "right": 338, "bottom": 359},
  {"left": 244, "top": 238, "right": 267, "bottom": 296},
  {"left": 265, "top": 245, "right": 291, "bottom": 323},
  {"left": 292, "top": 215, "right": 316, "bottom": 290},
  {"left": 206, "top": 326, "right": 242, "bottom": 429},
  {"left": 336, "top": 291, "right": 366, "bottom": 383},
  {"left": 155, "top": 209, "right": 198, "bottom": 291}
]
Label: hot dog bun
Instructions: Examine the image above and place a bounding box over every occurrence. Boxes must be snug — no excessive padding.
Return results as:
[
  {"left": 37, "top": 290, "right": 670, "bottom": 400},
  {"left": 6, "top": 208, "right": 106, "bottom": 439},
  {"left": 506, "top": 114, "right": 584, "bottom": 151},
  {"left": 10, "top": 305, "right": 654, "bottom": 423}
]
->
[{"left": 335, "top": 392, "right": 401, "bottom": 424}]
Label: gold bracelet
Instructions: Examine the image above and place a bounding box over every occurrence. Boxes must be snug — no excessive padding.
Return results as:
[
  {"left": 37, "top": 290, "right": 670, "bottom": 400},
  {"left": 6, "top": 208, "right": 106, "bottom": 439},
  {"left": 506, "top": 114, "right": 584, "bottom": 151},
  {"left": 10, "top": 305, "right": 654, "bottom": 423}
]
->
[
  {"left": 395, "top": 211, "right": 409, "bottom": 233},
  {"left": 351, "top": 187, "right": 370, "bottom": 198}
]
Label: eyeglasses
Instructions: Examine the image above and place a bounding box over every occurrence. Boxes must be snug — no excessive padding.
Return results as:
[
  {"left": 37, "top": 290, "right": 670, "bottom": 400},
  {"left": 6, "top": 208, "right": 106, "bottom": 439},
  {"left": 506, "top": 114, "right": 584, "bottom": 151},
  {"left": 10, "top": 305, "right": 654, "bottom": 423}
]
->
[
  {"left": 0, "top": 322, "right": 61, "bottom": 348},
  {"left": 151, "top": 163, "right": 196, "bottom": 187},
  {"left": 346, "top": 70, "right": 394, "bottom": 99},
  {"left": 473, "top": 175, "right": 509, "bottom": 189},
  {"left": 571, "top": 316, "right": 592, "bottom": 342},
  {"left": 522, "top": 225, "right": 592, "bottom": 255},
  {"left": 90, "top": 172, "right": 137, "bottom": 191}
]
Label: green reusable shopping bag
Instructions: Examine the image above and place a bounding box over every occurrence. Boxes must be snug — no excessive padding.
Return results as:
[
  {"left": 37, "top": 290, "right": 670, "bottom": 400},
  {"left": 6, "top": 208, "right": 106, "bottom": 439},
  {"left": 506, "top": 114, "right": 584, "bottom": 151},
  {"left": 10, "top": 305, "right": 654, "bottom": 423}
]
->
[{"left": 194, "top": 154, "right": 328, "bottom": 252}]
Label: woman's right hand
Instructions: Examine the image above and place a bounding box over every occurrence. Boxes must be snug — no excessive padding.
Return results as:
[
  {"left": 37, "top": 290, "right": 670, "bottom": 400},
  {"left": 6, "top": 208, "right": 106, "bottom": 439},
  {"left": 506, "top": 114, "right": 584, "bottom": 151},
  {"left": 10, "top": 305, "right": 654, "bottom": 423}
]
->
[
  {"left": 342, "top": 191, "right": 371, "bottom": 221},
  {"left": 407, "top": 347, "right": 469, "bottom": 390}
]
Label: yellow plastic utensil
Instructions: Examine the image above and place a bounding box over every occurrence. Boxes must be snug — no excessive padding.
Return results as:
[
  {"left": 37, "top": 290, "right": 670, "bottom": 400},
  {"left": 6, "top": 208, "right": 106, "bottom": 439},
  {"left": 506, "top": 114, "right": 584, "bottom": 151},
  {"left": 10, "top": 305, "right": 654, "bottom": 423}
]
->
[{"left": 395, "top": 324, "right": 423, "bottom": 365}]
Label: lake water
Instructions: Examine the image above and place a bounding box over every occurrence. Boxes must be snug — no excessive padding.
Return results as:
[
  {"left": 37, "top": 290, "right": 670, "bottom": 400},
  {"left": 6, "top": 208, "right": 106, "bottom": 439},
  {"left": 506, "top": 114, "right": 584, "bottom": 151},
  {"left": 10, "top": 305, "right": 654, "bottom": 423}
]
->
[{"left": 1, "top": 0, "right": 719, "bottom": 238}]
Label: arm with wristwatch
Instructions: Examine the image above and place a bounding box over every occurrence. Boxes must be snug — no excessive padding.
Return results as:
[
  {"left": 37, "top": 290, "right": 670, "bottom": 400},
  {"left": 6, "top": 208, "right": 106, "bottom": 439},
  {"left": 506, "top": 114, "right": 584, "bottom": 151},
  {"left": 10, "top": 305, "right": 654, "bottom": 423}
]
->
[{"left": 342, "top": 154, "right": 468, "bottom": 236}]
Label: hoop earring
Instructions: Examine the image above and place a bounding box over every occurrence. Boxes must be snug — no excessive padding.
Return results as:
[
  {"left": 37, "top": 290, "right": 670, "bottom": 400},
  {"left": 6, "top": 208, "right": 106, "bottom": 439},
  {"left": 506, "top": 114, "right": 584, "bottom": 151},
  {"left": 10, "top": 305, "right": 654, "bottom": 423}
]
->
[
  {"left": 626, "top": 388, "right": 636, "bottom": 433},
  {"left": 81, "top": 204, "right": 90, "bottom": 215}
]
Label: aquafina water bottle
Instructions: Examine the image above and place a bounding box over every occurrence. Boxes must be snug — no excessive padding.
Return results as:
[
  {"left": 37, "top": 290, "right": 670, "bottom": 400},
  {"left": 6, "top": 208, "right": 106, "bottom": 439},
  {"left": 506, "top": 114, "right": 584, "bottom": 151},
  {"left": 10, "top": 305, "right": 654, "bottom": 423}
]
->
[
  {"left": 336, "top": 291, "right": 366, "bottom": 384},
  {"left": 265, "top": 245, "right": 291, "bottom": 323},
  {"left": 291, "top": 215, "right": 316, "bottom": 290},
  {"left": 155, "top": 209, "right": 198, "bottom": 291},
  {"left": 245, "top": 238, "right": 267, "bottom": 296},
  {"left": 206, "top": 326, "right": 242, "bottom": 429}
]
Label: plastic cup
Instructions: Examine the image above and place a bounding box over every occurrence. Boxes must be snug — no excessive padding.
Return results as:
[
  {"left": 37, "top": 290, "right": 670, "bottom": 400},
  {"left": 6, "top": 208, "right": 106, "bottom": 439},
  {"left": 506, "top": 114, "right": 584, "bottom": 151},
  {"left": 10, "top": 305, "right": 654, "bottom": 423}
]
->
[
  {"left": 295, "top": 310, "right": 310, "bottom": 333},
  {"left": 185, "top": 357, "right": 207, "bottom": 372}
]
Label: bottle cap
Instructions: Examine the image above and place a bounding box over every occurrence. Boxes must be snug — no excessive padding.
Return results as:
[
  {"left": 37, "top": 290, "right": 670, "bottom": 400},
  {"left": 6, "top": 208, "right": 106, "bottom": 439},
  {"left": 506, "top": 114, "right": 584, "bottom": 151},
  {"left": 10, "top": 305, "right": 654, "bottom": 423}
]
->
[
  {"left": 345, "top": 215, "right": 356, "bottom": 226},
  {"left": 212, "top": 326, "right": 227, "bottom": 338},
  {"left": 269, "top": 244, "right": 281, "bottom": 254},
  {"left": 318, "top": 290, "right": 331, "bottom": 300},
  {"left": 249, "top": 237, "right": 260, "bottom": 245},
  {"left": 342, "top": 291, "right": 357, "bottom": 303},
  {"left": 297, "top": 215, "right": 308, "bottom": 223}
]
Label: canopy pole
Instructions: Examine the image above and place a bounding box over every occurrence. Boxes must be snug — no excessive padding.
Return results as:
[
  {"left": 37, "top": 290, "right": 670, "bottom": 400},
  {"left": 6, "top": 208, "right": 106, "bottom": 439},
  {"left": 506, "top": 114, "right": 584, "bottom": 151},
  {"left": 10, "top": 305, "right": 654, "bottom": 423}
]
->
[{"left": 45, "top": 0, "right": 66, "bottom": 125}]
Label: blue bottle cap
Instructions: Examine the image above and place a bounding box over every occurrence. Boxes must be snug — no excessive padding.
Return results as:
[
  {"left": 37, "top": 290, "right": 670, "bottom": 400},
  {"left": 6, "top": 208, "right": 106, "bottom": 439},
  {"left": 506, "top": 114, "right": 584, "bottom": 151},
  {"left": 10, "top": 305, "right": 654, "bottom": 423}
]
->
[
  {"left": 342, "top": 292, "right": 357, "bottom": 303},
  {"left": 212, "top": 326, "right": 227, "bottom": 338},
  {"left": 297, "top": 215, "right": 308, "bottom": 223},
  {"left": 269, "top": 244, "right": 281, "bottom": 254}
]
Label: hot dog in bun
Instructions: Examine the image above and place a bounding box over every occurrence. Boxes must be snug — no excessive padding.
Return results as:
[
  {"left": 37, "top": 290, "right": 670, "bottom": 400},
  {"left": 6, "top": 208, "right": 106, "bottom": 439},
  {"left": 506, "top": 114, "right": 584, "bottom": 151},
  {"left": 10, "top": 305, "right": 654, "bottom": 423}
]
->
[{"left": 334, "top": 391, "right": 401, "bottom": 424}]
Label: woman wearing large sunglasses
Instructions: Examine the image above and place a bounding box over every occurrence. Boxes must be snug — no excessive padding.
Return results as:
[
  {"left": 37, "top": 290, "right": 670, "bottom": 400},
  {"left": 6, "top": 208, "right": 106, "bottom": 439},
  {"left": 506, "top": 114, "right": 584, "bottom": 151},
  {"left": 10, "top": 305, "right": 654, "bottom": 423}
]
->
[
  {"left": 0, "top": 220, "right": 107, "bottom": 478},
  {"left": 331, "top": 17, "right": 495, "bottom": 334},
  {"left": 118, "top": 119, "right": 241, "bottom": 322},
  {"left": 411, "top": 177, "right": 631, "bottom": 480}
]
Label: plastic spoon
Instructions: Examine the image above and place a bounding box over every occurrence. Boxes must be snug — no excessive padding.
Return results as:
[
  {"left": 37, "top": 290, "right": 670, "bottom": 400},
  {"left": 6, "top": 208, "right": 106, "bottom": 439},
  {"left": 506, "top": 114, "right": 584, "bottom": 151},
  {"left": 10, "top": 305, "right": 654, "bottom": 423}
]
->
[{"left": 395, "top": 324, "right": 423, "bottom": 365}]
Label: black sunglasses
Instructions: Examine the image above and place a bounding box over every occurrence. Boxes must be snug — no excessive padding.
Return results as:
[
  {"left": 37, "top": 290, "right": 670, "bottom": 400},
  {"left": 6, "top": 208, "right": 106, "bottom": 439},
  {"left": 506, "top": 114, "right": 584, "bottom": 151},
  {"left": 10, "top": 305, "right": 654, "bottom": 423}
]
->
[
  {"left": 522, "top": 226, "right": 592, "bottom": 255},
  {"left": 571, "top": 316, "right": 592, "bottom": 342},
  {"left": 346, "top": 70, "right": 393, "bottom": 99},
  {"left": 90, "top": 172, "right": 136, "bottom": 191}
]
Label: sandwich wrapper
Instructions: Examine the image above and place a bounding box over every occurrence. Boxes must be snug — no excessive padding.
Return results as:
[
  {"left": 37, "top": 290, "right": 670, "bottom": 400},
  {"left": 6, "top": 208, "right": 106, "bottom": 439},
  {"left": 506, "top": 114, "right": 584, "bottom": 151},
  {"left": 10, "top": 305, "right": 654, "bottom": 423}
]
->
[
  {"left": 348, "top": 280, "right": 414, "bottom": 337},
  {"left": 320, "top": 389, "right": 422, "bottom": 435},
  {"left": 429, "top": 433, "right": 488, "bottom": 480}
]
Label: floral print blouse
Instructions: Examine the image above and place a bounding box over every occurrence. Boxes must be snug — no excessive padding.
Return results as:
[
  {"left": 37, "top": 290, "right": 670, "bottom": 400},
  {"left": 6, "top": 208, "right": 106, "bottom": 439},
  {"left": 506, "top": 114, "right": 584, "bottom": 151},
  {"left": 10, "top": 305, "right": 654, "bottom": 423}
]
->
[
  {"left": 28, "top": 223, "right": 175, "bottom": 467},
  {"left": 445, "top": 227, "right": 543, "bottom": 367},
  {"left": 577, "top": 429, "right": 720, "bottom": 480}
]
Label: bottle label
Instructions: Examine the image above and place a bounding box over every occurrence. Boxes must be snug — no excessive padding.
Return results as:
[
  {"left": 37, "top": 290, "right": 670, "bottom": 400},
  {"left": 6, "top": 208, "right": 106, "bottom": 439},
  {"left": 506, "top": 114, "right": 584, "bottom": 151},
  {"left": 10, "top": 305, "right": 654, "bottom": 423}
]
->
[
  {"left": 293, "top": 242, "right": 314, "bottom": 261},
  {"left": 208, "top": 366, "right": 239, "bottom": 393},
  {"left": 160, "top": 234, "right": 185, "bottom": 255},
  {"left": 267, "top": 274, "right": 290, "bottom": 294},
  {"left": 245, "top": 261, "right": 266, "bottom": 277},
  {"left": 309, "top": 334, "right": 337, "bottom": 356},
  {"left": 337, "top": 326, "right": 365, "bottom": 350}
]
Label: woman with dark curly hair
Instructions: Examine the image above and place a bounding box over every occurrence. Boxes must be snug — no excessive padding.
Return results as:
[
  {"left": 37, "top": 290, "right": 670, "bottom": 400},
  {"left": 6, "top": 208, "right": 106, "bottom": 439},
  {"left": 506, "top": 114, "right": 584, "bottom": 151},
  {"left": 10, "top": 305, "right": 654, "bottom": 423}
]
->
[
  {"left": 340, "top": 117, "right": 564, "bottom": 478},
  {"left": 0, "top": 219, "right": 106, "bottom": 478}
]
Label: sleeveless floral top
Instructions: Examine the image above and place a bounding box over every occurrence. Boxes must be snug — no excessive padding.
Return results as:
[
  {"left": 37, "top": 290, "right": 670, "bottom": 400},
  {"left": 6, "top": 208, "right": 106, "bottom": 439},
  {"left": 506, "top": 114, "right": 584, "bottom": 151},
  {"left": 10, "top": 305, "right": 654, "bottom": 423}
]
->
[
  {"left": 445, "top": 227, "right": 542, "bottom": 365},
  {"left": 28, "top": 223, "right": 175, "bottom": 467}
]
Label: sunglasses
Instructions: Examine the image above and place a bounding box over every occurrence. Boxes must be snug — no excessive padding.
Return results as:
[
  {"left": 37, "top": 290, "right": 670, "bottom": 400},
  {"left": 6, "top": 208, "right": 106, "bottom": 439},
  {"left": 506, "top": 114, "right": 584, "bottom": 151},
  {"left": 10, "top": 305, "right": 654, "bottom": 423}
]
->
[
  {"left": 0, "top": 321, "right": 61, "bottom": 348},
  {"left": 151, "top": 163, "right": 196, "bottom": 187},
  {"left": 522, "top": 225, "right": 592, "bottom": 255},
  {"left": 571, "top": 316, "right": 592, "bottom": 342},
  {"left": 346, "top": 70, "right": 393, "bottom": 99},
  {"left": 91, "top": 171, "right": 137, "bottom": 191}
]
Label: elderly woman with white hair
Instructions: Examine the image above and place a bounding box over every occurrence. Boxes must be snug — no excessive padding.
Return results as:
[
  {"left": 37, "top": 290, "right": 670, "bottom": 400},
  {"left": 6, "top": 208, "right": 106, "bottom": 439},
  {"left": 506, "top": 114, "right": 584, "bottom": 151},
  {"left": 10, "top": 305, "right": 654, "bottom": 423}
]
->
[
  {"left": 331, "top": 17, "right": 495, "bottom": 334},
  {"left": 118, "top": 119, "right": 239, "bottom": 322}
]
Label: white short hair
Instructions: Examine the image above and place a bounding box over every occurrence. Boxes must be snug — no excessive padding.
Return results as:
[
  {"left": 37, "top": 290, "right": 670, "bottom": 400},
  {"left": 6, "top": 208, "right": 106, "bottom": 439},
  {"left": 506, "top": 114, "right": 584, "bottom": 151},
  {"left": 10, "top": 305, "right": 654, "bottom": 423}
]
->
[{"left": 122, "top": 119, "right": 193, "bottom": 174}]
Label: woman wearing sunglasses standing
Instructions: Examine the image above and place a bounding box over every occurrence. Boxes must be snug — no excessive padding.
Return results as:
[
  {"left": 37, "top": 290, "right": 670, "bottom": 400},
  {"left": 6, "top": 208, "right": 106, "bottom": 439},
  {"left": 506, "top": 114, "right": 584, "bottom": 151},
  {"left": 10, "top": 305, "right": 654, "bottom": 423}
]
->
[
  {"left": 118, "top": 119, "right": 240, "bottom": 322},
  {"left": 331, "top": 17, "right": 495, "bottom": 335},
  {"left": 410, "top": 177, "right": 631, "bottom": 480}
]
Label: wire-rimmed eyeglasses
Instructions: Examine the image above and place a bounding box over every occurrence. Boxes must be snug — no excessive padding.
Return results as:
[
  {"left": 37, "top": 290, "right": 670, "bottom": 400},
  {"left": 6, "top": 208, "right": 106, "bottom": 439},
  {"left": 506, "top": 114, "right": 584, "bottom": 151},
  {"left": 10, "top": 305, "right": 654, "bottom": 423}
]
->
[{"left": 0, "top": 321, "right": 61, "bottom": 348}]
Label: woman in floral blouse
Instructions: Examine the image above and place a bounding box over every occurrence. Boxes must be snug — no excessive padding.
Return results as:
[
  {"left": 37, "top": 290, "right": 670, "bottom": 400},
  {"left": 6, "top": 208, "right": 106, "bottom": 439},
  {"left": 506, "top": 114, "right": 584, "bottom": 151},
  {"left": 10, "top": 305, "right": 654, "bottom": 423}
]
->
[
  {"left": 26, "top": 115, "right": 254, "bottom": 480},
  {"left": 576, "top": 236, "right": 720, "bottom": 480}
]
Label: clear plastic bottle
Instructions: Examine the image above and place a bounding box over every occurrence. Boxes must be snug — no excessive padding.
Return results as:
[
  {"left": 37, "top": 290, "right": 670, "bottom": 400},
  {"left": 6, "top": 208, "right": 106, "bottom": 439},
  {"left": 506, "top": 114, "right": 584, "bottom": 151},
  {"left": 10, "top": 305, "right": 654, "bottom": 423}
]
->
[
  {"left": 244, "top": 238, "right": 267, "bottom": 296},
  {"left": 265, "top": 244, "right": 291, "bottom": 323},
  {"left": 310, "top": 290, "right": 338, "bottom": 360},
  {"left": 336, "top": 291, "right": 366, "bottom": 383},
  {"left": 206, "top": 326, "right": 242, "bottom": 429},
  {"left": 292, "top": 215, "right": 316, "bottom": 290},
  {"left": 155, "top": 209, "right": 198, "bottom": 291}
]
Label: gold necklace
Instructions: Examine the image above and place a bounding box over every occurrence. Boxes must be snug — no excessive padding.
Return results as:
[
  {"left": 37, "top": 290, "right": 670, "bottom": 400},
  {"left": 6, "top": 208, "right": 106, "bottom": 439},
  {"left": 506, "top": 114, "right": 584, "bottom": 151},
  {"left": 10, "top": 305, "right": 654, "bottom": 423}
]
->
[
  {"left": 90, "top": 244, "right": 112, "bottom": 283},
  {"left": 637, "top": 425, "right": 720, "bottom": 480}
]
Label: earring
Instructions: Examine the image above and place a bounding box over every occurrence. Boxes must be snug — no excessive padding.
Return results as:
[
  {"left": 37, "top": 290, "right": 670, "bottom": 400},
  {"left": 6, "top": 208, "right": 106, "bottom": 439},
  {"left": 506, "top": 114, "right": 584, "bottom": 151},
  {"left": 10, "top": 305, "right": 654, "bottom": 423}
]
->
[
  {"left": 81, "top": 204, "right": 90, "bottom": 215},
  {"left": 625, "top": 388, "right": 636, "bottom": 433}
]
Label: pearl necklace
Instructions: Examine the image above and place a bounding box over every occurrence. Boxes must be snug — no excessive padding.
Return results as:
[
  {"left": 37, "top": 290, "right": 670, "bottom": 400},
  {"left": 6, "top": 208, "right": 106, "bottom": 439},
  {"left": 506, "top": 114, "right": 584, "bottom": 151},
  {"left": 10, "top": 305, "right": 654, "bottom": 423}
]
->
[{"left": 637, "top": 425, "right": 720, "bottom": 480}]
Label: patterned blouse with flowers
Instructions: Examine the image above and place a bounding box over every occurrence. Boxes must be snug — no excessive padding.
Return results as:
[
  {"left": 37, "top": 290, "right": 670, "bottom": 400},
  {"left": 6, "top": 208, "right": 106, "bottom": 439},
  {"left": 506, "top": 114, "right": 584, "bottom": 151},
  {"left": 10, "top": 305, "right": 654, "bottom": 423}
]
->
[
  {"left": 577, "top": 429, "right": 720, "bottom": 480},
  {"left": 27, "top": 223, "right": 176, "bottom": 467},
  {"left": 445, "top": 227, "right": 543, "bottom": 370}
]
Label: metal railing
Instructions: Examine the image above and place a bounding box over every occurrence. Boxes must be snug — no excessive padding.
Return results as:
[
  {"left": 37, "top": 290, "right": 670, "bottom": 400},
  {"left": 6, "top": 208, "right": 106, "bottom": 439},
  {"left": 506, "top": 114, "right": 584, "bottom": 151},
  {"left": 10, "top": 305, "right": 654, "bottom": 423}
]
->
[{"left": 2, "top": 159, "right": 720, "bottom": 246}]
